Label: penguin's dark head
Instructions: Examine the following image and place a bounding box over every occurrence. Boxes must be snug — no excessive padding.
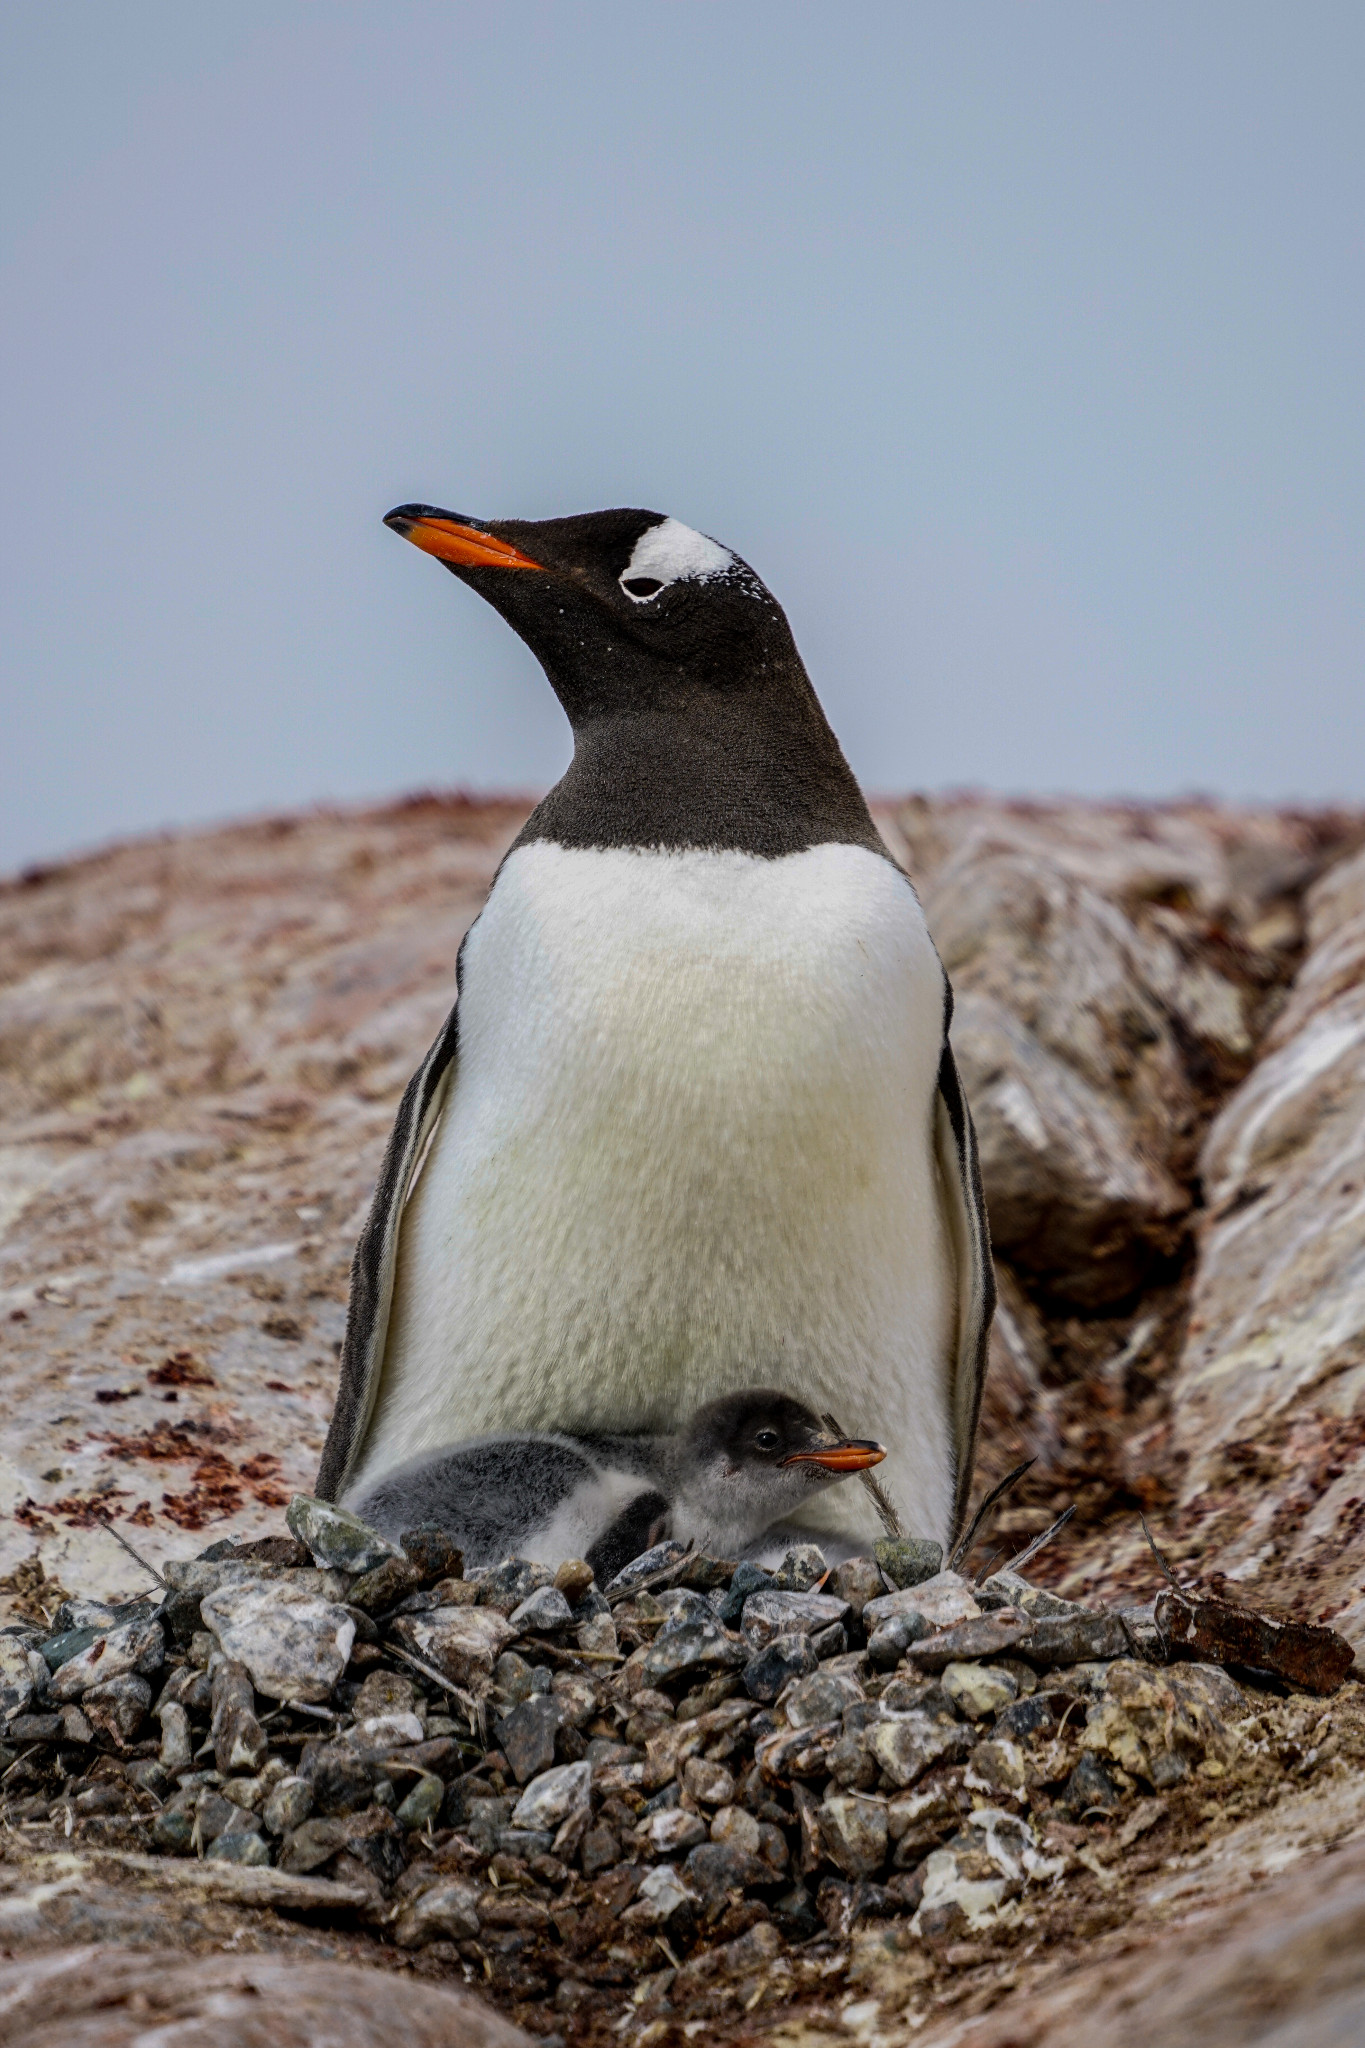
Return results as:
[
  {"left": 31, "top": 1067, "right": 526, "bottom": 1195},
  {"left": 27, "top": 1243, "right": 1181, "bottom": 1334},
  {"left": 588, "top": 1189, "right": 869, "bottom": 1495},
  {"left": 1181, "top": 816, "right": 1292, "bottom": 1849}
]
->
[{"left": 383, "top": 504, "right": 794, "bottom": 722}]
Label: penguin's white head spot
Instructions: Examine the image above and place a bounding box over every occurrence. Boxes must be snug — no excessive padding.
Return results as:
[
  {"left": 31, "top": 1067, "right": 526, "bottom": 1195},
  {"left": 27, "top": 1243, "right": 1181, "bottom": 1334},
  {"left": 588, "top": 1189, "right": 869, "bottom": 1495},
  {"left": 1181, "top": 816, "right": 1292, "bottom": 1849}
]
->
[{"left": 619, "top": 516, "right": 733, "bottom": 602}]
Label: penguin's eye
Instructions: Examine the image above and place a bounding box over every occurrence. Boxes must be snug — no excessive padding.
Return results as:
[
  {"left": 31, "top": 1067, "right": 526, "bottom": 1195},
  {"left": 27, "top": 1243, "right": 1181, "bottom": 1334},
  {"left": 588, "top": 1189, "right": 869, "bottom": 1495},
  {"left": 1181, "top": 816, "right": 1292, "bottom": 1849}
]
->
[
  {"left": 753, "top": 1429, "right": 780, "bottom": 1454},
  {"left": 621, "top": 576, "right": 664, "bottom": 600}
]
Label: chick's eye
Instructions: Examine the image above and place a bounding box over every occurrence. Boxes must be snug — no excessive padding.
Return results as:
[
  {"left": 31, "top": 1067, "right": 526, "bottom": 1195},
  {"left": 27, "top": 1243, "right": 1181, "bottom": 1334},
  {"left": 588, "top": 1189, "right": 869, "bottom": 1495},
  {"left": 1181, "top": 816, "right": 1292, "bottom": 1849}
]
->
[
  {"left": 754, "top": 1429, "right": 779, "bottom": 1453},
  {"left": 621, "top": 576, "right": 664, "bottom": 600}
]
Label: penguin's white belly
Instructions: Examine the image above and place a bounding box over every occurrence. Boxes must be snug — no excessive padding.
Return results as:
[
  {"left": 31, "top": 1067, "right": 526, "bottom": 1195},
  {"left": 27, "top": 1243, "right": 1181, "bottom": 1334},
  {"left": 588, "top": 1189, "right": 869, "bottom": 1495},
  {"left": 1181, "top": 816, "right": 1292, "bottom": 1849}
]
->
[{"left": 349, "top": 840, "right": 957, "bottom": 1543}]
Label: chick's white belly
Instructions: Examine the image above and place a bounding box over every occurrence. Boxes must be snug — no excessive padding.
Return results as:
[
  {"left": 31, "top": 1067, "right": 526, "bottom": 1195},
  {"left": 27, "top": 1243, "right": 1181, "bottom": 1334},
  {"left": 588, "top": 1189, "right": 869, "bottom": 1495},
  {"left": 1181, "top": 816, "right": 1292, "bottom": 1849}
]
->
[{"left": 351, "top": 840, "right": 957, "bottom": 1542}]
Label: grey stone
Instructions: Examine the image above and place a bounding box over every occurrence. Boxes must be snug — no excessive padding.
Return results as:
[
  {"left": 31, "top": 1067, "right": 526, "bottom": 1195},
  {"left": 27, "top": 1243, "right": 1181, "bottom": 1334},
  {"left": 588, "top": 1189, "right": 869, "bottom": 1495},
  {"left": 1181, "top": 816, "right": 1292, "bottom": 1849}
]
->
[
  {"left": 903, "top": 1610, "right": 1033, "bottom": 1672},
  {"left": 200, "top": 1580, "right": 354, "bottom": 1704},
  {"left": 1024, "top": 1612, "right": 1130, "bottom": 1667},
  {"left": 869, "top": 1711, "right": 977, "bottom": 1788},
  {"left": 478, "top": 1558, "right": 555, "bottom": 1614},
  {"left": 744, "top": 1631, "right": 817, "bottom": 1703},
  {"left": 286, "top": 1493, "right": 400, "bottom": 1574},
  {"left": 39, "top": 1625, "right": 100, "bottom": 1672},
  {"left": 207, "top": 1829, "right": 272, "bottom": 1866},
  {"left": 263, "top": 1775, "right": 314, "bottom": 1835},
  {"left": 741, "top": 1590, "right": 850, "bottom": 1650},
  {"left": 394, "top": 1878, "right": 482, "bottom": 1947},
  {"left": 603, "top": 1541, "right": 689, "bottom": 1595},
  {"left": 911, "top": 1805, "right": 1061, "bottom": 1932},
  {"left": 771, "top": 1545, "right": 829, "bottom": 1591},
  {"left": 497, "top": 1694, "right": 562, "bottom": 1784},
  {"left": 1063, "top": 1751, "right": 1125, "bottom": 1814},
  {"left": 396, "top": 1773, "right": 445, "bottom": 1829},
  {"left": 874, "top": 1538, "right": 944, "bottom": 1589},
  {"left": 710, "top": 1803, "right": 762, "bottom": 1855},
  {"left": 686, "top": 1839, "right": 768, "bottom": 1898},
  {"left": 508, "top": 1585, "right": 574, "bottom": 1633},
  {"left": 150, "top": 1791, "right": 197, "bottom": 1854},
  {"left": 640, "top": 1619, "right": 747, "bottom": 1685},
  {"left": 59, "top": 1704, "right": 93, "bottom": 1744},
  {"left": 493, "top": 1650, "right": 535, "bottom": 1704},
  {"left": 299, "top": 1746, "right": 378, "bottom": 1817},
  {"left": 682, "top": 1754, "right": 736, "bottom": 1806},
  {"left": 83, "top": 1673, "right": 151, "bottom": 1746},
  {"left": 965, "top": 1737, "right": 1029, "bottom": 1796},
  {"left": 783, "top": 1668, "right": 866, "bottom": 1728},
  {"left": 622, "top": 1862, "right": 699, "bottom": 1927},
  {"left": 862, "top": 1572, "right": 980, "bottom": 1634},
  {"left": 510, "top": 1759, "right": 593, "bottom": 1846},
  {"left": 279, "top": 1817, "right": 348, "bottom": 1872},
  {"left": 48, "top": 1618, "right": 164, "bottom": 1701},
  {"left": 210, "top": 1659, "right": 268, "bottom": 1774},
  {"left": 654, "top": 1589, "right": 716, "bottom": 1633},
  {"left": 0, "top": 1637, "right": 39, "bottom": 1721},
  {"left": 867, "top": 1611, "right": 932, "bottom": 1668},
  {"left": 641, "top": 1806, "right": 708, "bottom": 1854},
  {"left": 392, "top": 1606, "right": 516, "bottom": 1687},
  {"left": 828, "top": 1558, "right": 887, "bottom": 1621},
  {"left": 977, "top": 1569, "right": 1083, "bottom": 1618},
  {"left": 716, "top": 1561, "right": 775, "bottom": 1626},
  {"left": 820, "top": 1791, "right": 889, "bottom": 1878}
]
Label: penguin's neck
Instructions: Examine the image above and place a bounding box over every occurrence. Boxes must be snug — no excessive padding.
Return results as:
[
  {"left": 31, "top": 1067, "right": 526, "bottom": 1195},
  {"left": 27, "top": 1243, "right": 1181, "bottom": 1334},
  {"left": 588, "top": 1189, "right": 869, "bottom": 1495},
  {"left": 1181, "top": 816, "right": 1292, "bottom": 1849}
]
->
[{"left": 515, "top": 698, "right": 886, "bottom": 861}]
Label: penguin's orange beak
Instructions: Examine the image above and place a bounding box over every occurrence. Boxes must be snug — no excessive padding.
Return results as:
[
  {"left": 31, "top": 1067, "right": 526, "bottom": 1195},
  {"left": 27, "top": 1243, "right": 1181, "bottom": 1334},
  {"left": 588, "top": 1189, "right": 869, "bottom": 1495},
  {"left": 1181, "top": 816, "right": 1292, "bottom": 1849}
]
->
[
  {"left": 782, "top": 1439, "right": 886, "bottom": 1472},
  {"left": 384, "top": 508, "right": 545, "bottom": 571}
]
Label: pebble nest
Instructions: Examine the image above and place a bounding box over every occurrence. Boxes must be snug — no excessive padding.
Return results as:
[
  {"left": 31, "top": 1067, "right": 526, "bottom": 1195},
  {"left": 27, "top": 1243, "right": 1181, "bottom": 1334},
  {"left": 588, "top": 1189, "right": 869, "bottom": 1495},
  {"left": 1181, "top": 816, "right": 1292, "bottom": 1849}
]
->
[{"left": 0, "top": 1497, "right": 1349, "bottom": 2041}]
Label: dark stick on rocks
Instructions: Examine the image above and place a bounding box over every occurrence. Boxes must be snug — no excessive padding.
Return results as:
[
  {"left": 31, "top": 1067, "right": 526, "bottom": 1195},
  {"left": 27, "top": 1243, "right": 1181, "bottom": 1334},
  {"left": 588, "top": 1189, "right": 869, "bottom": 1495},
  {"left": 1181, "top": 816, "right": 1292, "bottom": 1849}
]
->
[
  {"left": 822, "top": 1411, "right": 903, "bottom": 1538},
  {"left": 1000, "top": 1502, "right": 1077, "bottom": 1577},
  {"left": 1140, "top": 1513, "right": 1188, "bottom": 1591},
  {"left": 605, "top": 1540, "right": 697, "bottom": 1606},
  {"left": 95, "top": 1509, "right": 170, "bottom": 1591},
  {"left": 948, "top": 1460, "right": 1035, "bottom": 1574},
  {"left": 385, "top": 1641, "right": 486, "bottom": 1743}
]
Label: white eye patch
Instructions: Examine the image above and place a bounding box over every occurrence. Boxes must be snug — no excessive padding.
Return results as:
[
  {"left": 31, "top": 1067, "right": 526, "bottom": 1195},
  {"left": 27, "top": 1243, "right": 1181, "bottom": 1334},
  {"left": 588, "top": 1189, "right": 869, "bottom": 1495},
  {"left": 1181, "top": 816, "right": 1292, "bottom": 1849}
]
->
[{"left": 620, "top": 516, "right": 733, "bottom": 600}]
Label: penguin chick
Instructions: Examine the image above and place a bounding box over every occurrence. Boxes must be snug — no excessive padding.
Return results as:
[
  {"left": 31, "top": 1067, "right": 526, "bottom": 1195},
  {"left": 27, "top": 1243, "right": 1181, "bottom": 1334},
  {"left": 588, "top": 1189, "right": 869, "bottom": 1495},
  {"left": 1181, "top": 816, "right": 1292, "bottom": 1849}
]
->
[{"left": 347, "top": 1388, "right": 884, "bottom": 1586}]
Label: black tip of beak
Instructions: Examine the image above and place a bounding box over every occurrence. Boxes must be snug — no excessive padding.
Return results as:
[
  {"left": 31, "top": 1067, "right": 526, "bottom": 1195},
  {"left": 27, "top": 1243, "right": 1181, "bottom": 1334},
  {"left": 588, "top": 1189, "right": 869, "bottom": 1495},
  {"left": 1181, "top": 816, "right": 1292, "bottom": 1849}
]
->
[{"left": 384, "top": 504, "right": 429, "bottom": 536}]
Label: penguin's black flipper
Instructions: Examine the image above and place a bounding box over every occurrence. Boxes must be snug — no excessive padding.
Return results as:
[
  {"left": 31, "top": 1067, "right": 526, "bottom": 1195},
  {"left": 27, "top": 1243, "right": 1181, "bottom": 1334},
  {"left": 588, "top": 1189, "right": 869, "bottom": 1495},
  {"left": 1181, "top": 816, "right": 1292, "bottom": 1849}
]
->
[
  {"left": 935, "top": 1028, "right": 996, "bottom": 1541},
  {"left": 316, "top": 994, "right": 462, "bottom": 1501},
  {"left": 350, "top": 1435, "right": 604, "bottom": 1560}
]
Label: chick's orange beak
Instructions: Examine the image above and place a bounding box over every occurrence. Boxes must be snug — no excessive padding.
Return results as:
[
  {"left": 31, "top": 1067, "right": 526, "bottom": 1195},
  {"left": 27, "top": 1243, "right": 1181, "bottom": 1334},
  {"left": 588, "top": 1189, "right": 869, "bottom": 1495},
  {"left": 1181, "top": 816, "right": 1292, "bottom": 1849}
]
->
[{"left": 782, "top": 1440, "right": 886, "bottom": 1473}]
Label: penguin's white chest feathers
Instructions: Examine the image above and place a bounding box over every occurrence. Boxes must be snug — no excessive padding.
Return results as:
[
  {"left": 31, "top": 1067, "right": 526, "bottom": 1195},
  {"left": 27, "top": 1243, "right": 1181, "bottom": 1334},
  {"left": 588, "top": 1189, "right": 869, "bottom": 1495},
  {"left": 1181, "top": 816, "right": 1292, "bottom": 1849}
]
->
[{"left": 353, "top": 839, "right": 957, "bottom": 1541}]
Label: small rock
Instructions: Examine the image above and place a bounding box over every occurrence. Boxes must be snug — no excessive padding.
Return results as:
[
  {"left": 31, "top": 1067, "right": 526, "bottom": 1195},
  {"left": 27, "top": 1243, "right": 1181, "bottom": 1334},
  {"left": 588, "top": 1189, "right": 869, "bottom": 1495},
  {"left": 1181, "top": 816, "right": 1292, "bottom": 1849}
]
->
[
  {"left": 904, "top": 1611, "right": 1033, "bottom": 1673},
  {"left": 393, "top": 1878, "right": 482, "bottom": 1947},
  {"left": 1063, "top": 1750, "right": 1125, "bottom": 1815},
  {"left": 820, "top": 1791, "right": 889, "bottom": 1878},
  {"left": 399, "top": 1525, "right": 464, "bottom": 1584},
  {"left": 874, "top": 1538, "right": 944, "bottom": 1589},
  {"left": 510, "top": 1759, "right": 593, "bottom": 1851},
  {"left": 83, "top": 1672, "right": 151, "bottom": 1746},
  {"left": 576, "top": 1612, "right": 618, "bottom": 1656},
  {"left": 286, "top": 1494, "right": 401, "bottom": 1575},
  {"left": 741, "top": 1590, "right": 850, "bottom": 1650},
  {"left": 682, "top": 1755, "right": 735, "bottom": 1806},
  {"left": 869, "top": 1712, "right": 977, "bottom": 1789},
  {"left": 396, "top": 1773, "right": 445, "bottom": 1829},
  {"left": 263, "top": 1775, "right": 314, "bottom": 1834},
  {"left": 151, "top": 1791, "right": 197, "bottom": 1854},
  {"left": 783, "top": 1668, "right": 866, "bottom": 1727},
  {"left": 280, "top": 1816, "right": 349, "bottom": 1872},
  {"left": 711, "top": 1803, "right": 762, "bottom": 1855},
  {"left": 640, "top": 1619, "right": 747, "bottom": 1685},
  {"left": 771, "top": 1545, "right": 829, "bottom": 1591},
  {"left": 744, "top": 1631, "right": 817, "bottom": 1703},
  {"left": 622, "top": 1861, "right": 698, "bottom": 1926},
  {"left": 642, "top": 1806, "right": 709, "bottom": 1854},
  {"left": 392, "top": 1605, "right": 516, "bottom": 1687},
  {"left": 352, "top": 1670, "right": 418, "bottom": 1719},
  {"left": 158, "top": 1589, "right": 204, "bottom": 1649},
  {"left": 0, "top": 1637, "right": 38, "bottom": 1720},
  {"left": 941, "top": 1661, "right": 1020, "bottom": 1721},
  {"left": 604, "top": 1541, "right": 689, "bottom": 1595},
  {"left": 862, "top": 1571, "right": 980, "bottom": 1635},
  {"left": 686, "top": 1839, "right": 767, "bottom": 1898},
  {"left": 497, "top": 1695, "right": 562, "bottom": 1784},
  {"left": 1024, "top": 1611, "right": 1130, "bottom": 1666},
  {"left": 773, "top": 1881, "right": 820, "bottom": 1940},
  {"left": 200, "top": 1581, "right": 354, "bottom": 1705},
  {"left": 867, "top": 1611, "right": 933, "bottom": 1668},
  {"left": 508, "top": 1585, "right": 574, "bottom": 1633},
  {"left": 828, "top": 1557, "right": 887, "bottom": 1618},
  {"left": 555, "top": 1558, "right": 595, "bottom": 1603},
  {"left": 59, "top": 1704, "right": 94, "bottom": 1744},
  {"left": 580, "top": 1821, "right": 621, "bottom": 1875},
  {"left": 48, "top": 1618, "right": 164, "bottom": 1701},
  {"left": 977, "top": 1569, "right": 1083, "bottom": 1618},
  {"left": 210, "top": 1659, "right": 268, "bottom": 1774},
  {"left": 478, "top": 1558, "right": 556, "bottom": 1614},
  {"left": 207, "top": 1830, "right": 272, "bottom": 1866},
  {"left": 654, "top": 1588, "right": 717, "bottom": 1632},
  {"left": 299, "top": 1746, "right": 379, "bottom": 1817},
  {"left": 346, "top": 1556, "right": 422, "bottom": 1614},
  {"left": 715, "top": 1561, "right": 775, "bottom": 1626},
  {"left": 964, "top": 1737, "right": 1028, "bottom": 1796}
]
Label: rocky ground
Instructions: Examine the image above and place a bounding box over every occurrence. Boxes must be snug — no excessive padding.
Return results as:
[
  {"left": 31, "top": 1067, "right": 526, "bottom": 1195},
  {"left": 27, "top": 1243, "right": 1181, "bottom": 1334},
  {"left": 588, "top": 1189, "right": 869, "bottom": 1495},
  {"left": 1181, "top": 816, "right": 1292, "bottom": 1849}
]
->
[{"left": 2, "top": 790, "right": 1364, "bottom": 2045}]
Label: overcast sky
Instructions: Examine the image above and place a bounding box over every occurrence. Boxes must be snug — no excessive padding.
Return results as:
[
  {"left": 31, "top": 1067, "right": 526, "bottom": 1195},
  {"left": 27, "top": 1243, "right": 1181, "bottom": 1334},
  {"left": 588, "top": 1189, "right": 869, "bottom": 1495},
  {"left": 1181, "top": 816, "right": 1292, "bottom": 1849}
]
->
[{"left": 2, "top": 4, "right": 1362, "bottom": 872}]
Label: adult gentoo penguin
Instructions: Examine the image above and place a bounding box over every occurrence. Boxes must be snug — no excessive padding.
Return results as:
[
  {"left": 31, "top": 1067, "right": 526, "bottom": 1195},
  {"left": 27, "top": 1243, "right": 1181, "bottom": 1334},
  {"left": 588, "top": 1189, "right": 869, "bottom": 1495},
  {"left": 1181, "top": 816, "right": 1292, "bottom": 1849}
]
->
[
  {"left": 349, "top": 1389, "right": 888, "bottom": 1580},
  {"left": 316, "top": 504, "right": 993, "bottom": 1552}
]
